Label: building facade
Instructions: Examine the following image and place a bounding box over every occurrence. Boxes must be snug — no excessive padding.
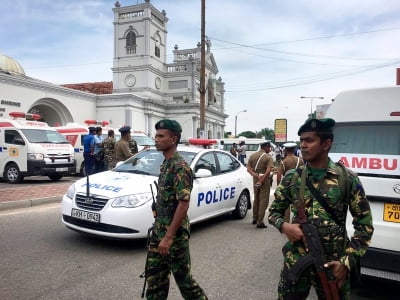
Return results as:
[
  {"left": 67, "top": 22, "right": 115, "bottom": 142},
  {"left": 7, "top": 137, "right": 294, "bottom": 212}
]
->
[{"left": 0, "top": 0, "right": 227, "bottom": 139}]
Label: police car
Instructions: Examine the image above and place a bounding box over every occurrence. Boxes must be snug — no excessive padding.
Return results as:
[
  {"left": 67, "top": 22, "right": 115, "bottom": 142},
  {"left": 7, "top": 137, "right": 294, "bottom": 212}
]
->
[{"left": 61, "top": 145, "right": 254, "bottom": 239}]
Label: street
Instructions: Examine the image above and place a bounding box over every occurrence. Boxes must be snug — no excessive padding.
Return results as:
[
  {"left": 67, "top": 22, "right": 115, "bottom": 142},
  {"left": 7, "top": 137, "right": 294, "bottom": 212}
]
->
[{"left": 0, "top": 203, "right": 399, "bottom": 299}]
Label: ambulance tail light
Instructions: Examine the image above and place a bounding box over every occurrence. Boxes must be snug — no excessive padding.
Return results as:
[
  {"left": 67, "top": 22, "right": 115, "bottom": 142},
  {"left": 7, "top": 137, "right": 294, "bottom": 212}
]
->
[{"left": 390, "top": 112, "right": 400, "bottom": 116}]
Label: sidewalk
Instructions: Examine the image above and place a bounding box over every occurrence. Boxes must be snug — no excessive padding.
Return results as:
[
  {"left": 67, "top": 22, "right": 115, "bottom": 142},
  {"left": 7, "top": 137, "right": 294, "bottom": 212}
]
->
[{"left": 0, "top": 179, "right": 75, "bottom": 211}]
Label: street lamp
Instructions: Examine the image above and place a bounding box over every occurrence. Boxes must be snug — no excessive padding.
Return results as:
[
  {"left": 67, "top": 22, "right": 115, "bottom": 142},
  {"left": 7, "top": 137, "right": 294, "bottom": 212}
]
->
[
  {"left": 300, "top": 96, "right": 324, "bottom": 118},
  {"left": 234, "top": 109, "right": 247, "bottom": 137}
]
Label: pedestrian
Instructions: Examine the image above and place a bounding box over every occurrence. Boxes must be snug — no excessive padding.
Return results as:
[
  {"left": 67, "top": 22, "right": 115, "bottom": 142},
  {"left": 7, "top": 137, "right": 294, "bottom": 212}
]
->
[
  {"left": 114, "top": 126, "right": 134, "bottom": 163},
  {"left": 82, "top": 126, "right": 95, "bottom": 175},
  {"left": 103, "top": 129, "right": 116, "bottom": 170},
  {"left": 247, "top": 141, "right": 274, "bottom": 228},
  {"left": 268, "top": 118, "right": 373, "bottom": 299},
  {"left": 276, "top": 141, "right": 304, "bottom": 222},
  {"left": 230, "top": 142, "right": 238, "bottom": 158},
  {"left": 93, "top": 126, "right": 105, "bottom": 173},
  {"left": 237, "top": 141, "right": 246, "bottom": 165},
  {"left": 218, "top": 140, "right": 224, "bottom": 150},
  {"left": 145, "top": 119, "right": 208, "bottom": 300}
]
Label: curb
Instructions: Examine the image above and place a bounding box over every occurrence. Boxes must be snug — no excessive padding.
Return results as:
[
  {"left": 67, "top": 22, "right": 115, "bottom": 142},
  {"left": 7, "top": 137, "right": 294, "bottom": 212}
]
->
[{"left": 0, "top": 196, "right": 61, "bottom": 212}]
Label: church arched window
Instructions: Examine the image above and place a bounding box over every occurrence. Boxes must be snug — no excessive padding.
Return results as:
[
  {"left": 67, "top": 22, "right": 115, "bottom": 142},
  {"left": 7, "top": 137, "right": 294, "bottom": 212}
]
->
[{"left": 126, "top": 31, "right": 136, "bottom": 54}]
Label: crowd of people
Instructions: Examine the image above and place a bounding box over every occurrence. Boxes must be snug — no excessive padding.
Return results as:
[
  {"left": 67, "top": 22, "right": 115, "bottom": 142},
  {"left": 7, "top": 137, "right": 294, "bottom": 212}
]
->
[{"left": 82, "top": 125, "right": 138, "bottom": 175}]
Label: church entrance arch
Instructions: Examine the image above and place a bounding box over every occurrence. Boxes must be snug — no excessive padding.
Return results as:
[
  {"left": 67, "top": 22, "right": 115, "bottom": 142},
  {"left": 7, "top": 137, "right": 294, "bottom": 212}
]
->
[{"left": 28, "top": 98, "right": 73, "bottom": 126}]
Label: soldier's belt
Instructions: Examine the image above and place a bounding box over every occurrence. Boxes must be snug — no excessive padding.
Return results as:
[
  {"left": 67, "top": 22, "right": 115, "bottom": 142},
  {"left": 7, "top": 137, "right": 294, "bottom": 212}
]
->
[{"left": 316, "top": 225, "right": 345, "bottom": 235}]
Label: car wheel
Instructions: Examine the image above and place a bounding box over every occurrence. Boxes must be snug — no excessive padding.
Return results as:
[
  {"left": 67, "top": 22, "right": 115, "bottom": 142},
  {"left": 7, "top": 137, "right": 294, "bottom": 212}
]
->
[
  {"left": 49, "top": 174, "right": 62, "bottom": 181},
  {"left": 4, "top": 163, "right": 23, "bottom": 183},
  {"left": 232, "top": 191, "right": 249, "bottom": 219}
]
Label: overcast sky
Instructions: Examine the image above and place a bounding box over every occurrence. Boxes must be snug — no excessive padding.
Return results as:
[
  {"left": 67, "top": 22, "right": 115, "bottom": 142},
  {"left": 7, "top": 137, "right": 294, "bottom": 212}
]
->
[{"left": 1, "top": 0, "right": 400, "bottom": 140}]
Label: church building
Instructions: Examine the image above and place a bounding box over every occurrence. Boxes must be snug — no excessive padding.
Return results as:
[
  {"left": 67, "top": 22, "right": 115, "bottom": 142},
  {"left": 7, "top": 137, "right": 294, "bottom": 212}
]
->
[{"left": 0, "top": 0, "right": 227, "bottom": 139}]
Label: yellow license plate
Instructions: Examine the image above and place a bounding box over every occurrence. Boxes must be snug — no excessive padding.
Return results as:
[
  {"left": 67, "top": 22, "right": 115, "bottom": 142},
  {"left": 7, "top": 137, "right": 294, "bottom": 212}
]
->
[{"left": 383, "top": 203, "right": 400, "bottom": 223}]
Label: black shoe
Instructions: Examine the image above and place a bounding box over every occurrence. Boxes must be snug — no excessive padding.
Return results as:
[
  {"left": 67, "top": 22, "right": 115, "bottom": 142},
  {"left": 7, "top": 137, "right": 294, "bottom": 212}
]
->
[
  {"left": 256, "top": 223, "right": 267, "bottom": 228},
  {"left": 252, "top": 220, "right": 257, "bottom": 225}
]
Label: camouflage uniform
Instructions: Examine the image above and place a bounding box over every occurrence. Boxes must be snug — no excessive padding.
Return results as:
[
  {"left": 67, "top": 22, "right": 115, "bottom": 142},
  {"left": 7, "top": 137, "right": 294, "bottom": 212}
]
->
[
  {"left": 103, "top": 136, "right": 116, "bottom": 170},
  {"left": 128, "top": 138, "right": 138, "bottom": 155},
  {"left": 268, "top": 159, "right": 373, "bottom": 299},
  {"left": 146, "top": 152, "right": 207, "bottom": 300}
]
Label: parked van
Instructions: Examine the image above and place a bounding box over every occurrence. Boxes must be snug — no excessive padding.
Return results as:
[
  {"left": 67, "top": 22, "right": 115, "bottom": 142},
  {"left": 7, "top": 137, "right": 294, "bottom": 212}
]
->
[
  {"left": 55, "top": 121, "right": 120, "bottom": 176},
  {"left": 0, "top": 112, "right": 75, "bottom": 183},
  {"left": 326, "top": 86, "right": 400, "bottom": 282}
]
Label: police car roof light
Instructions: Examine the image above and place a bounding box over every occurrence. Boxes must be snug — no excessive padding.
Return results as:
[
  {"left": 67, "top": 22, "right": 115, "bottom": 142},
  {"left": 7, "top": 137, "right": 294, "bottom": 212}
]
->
[
  {"left": 84, "top": 119, "right": 98, "bottom": 125},
  {"left": 9, "top": 111, "right": 26, "bottom": 119}
]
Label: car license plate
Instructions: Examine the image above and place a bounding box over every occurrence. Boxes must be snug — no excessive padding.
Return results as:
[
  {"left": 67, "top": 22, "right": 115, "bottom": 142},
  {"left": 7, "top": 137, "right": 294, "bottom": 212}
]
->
[
  {"left": 56, "top": 167, "right": 68, "bottom": 172},
  {"left": 71, "top": 208, "right": 100, "bottom": 223},
  {"left": 383, "top": 203, "right": 400, "bottom": 223}
]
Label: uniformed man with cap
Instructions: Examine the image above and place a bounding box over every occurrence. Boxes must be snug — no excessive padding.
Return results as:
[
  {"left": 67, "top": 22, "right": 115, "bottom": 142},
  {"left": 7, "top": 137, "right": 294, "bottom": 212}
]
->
[
  {"left": 268, "top": 118, "right": 373, "bottom": 299},
  {"left": 114, "top": 126, "right": 133, "bottom": 163},
  {"left": 83, "top": 126, "right": 96, "bottom": 175},
  {"left": 247, "top": 141, "right": 274, "bottom": 228},
  {"left": 144, "top": 119, "right": 208, "bottom": 300},
  {"left": 277, "top": 141, "right": 304, "bottom": 222}
]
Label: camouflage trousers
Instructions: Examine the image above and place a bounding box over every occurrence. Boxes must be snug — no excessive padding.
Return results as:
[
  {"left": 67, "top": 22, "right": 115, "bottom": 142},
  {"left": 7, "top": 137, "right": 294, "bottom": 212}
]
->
[
  {"left": 145, "top": 229, "right": 207, "bottom": 300},
  {"left": 278, "top": 241, "right": 350, "bottom": 300}
]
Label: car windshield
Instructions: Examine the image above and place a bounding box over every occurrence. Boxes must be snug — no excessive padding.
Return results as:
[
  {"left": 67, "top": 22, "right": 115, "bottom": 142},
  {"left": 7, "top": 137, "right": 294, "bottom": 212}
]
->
[
  {"left": 133, "top": 135, "right": 155, "bottom": 146},
  {"left": 114, "top": 149, "right": 196, "bottom": 176},
  {"left": 21, "top": 129, "right": 70, "bottom": 143}
]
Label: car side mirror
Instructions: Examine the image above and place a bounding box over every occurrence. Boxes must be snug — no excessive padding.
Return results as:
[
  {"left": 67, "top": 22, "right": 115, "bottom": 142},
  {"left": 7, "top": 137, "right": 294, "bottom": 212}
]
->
[
  {"left": 13, "top": 137, "right": 25, "bottom": 145},
  {"left": 195, "top": 168, "right": 212, "bottom": 178}
]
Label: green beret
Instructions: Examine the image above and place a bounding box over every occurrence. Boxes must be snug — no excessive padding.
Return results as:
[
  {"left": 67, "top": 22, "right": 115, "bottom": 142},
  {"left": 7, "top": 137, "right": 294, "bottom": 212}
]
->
[
  {"left": 155, "top": 119, "right": 182, "bottom": 133},
  {"left": 297, "top": 118, "right": 335, "bottom": 135}
]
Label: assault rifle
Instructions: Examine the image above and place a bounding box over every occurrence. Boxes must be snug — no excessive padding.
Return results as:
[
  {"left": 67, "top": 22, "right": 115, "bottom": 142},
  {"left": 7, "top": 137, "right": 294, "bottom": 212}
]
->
[
  {"left": 140, "top": 182, "right": 158, "bottom": 298},
  {"left": 284, "top": 167, "right": 340, "bottom": 300}
]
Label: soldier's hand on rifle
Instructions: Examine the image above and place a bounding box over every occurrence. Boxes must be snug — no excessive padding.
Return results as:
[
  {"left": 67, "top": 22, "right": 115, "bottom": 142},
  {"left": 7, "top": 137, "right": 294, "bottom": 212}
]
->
[
  {"left": 281, "top": 222, "right": 309, "bottom": 251},
  {"left": 324, "top": 261, "right": 348, "bottom": 288}
]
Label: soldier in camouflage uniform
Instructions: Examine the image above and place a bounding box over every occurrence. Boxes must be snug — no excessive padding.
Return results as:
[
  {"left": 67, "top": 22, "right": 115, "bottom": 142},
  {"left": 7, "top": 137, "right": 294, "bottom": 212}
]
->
[
  {"left": 145, "top": 119, "right": 207, "bottom": 300},
  {"left": 268, "top": 118, "right": 373, "bottom": 300},
  {"left": 128, "top": 137, "right": 138, "bottom": 155},
  {"left": 277, "top": 142, "right": 304, "bottom": 222},
  {"left": 103, "top": 129, "right": 116, "bottom": 170}
]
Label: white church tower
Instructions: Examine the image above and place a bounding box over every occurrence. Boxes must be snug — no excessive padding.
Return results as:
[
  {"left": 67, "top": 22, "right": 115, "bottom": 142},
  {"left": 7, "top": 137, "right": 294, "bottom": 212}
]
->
[{"left": 112, "top": 0, "right": 168, "bottom": 98}]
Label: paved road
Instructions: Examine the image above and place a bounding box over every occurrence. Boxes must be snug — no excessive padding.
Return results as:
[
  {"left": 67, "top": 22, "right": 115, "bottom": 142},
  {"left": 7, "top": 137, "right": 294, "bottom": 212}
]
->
[{"left": 1, "top": 203, "right": 399, "bottom": 299}]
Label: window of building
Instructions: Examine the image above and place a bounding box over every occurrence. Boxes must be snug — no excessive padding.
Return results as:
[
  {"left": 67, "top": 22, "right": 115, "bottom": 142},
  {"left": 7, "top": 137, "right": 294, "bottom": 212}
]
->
[{"left": 126, "top": 31, "right": 136, "bottom": 54}]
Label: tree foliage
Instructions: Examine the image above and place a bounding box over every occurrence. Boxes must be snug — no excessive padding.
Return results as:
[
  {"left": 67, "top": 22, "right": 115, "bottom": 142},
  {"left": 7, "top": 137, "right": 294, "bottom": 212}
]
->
[{"left": 238, "top": 128, "right": 275, "bottom": 140}]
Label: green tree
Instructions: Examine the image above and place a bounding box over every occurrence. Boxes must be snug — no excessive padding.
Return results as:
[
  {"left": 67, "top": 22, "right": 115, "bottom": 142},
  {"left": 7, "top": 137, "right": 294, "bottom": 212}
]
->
[
  {"left": 256, "top": 128, "right": 275, "bottom": 140},
  {"left": 238, "top": 130, "right": 257, "bottom": 138}
]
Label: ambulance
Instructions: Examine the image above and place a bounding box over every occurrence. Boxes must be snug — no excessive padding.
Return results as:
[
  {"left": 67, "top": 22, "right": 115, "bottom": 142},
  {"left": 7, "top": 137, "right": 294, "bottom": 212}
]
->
[
  {"left": 0, "top": 112, "right": 75, "bottom": 183},
  {"left": 55, "top": 120, "right": 120, "bottom": 176},
  {"left": 326, "top": 86, "right": 400, "bottom": 282}
]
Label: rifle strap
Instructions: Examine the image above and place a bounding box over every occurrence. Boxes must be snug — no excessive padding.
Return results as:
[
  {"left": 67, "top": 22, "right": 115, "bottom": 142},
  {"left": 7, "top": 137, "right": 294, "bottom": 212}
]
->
[{"left": 296, "top": 168, "right": 342, "bottom": 225}]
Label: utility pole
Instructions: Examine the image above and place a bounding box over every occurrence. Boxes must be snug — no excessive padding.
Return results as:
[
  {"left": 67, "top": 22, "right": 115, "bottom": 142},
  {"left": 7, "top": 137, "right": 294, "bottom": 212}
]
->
[{"left": 199, "top": 0, "right": 206, "bottom": 138}]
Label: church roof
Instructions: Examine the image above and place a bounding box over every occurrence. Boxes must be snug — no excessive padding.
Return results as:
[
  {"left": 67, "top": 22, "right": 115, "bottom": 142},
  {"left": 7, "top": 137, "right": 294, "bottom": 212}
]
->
[{"left": 61, "top": 81, "right": 113, "bottom": 94}]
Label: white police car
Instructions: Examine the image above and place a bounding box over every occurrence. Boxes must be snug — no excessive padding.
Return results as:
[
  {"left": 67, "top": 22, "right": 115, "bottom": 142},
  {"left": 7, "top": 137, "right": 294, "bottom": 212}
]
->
[{"left": 61, "top": 145, "right": 254, "bottom": 239}]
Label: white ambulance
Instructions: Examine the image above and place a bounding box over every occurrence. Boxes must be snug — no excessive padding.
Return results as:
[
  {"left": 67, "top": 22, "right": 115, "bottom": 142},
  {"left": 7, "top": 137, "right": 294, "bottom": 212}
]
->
[
  {"left": 326, "top": 86, "right": 400, "bottom": 282},
  {"left": 55, "top": 120, "right": 120, "bottom": 176},
  {"left": 0, "top": 112, "right": 75, "bottom": 183}
]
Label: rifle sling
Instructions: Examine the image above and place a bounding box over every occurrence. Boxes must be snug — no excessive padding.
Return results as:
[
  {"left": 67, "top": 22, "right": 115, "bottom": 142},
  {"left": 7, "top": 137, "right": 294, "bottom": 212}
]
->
[{"left": 296, "top": 168, "right": 342, "bottom": 225}]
